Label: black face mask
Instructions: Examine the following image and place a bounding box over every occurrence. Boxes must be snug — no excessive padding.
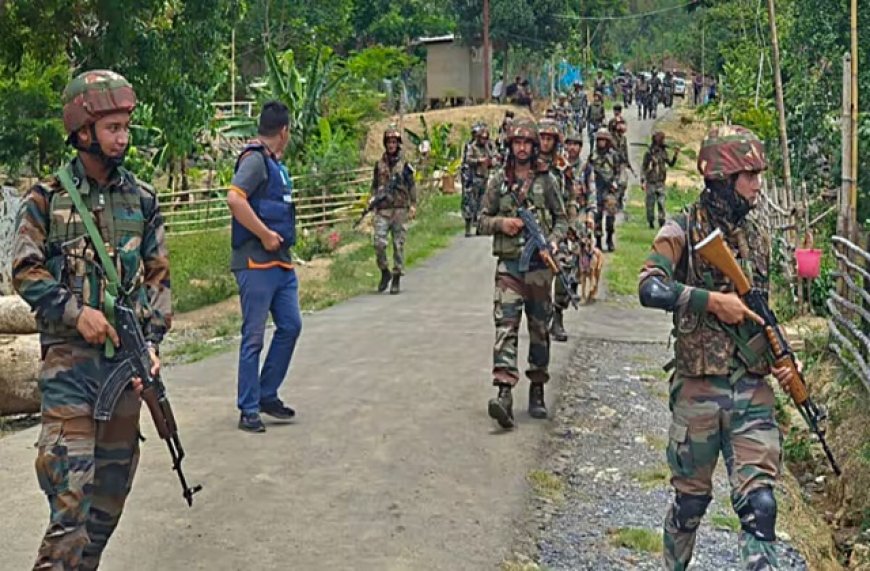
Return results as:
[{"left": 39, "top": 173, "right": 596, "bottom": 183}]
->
[
  {"left": 69, "top": 125, "right": 128, "bottom": 170},
  {"left": 702, "top": 177, "right": 753, "bottom": 226}
]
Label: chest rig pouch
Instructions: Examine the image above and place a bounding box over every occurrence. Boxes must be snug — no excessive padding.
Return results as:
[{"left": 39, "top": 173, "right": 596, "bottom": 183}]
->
[
  {"left": 671, "top": 205, "right": 771, "bottom": 378},
  {"left": 53, "top": 165, "right": 146, "bottom": 356}
]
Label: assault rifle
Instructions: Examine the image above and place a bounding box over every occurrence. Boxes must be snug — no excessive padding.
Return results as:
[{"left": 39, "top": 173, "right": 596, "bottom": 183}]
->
[
  {"left": 354, "top": 173, "right": 400, "bottom": 229},
  {"left": 96, "top": 301, "right": 204, "bottom": 505},
  {"left": 516, "top": 206, "right": 580, "bottom": 310},
  {"left": 696, "top": 229, "right": 841, "bottom": 475}
]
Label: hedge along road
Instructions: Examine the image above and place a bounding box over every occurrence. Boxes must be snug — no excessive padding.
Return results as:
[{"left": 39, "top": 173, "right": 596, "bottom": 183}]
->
[{"left": 0, "top": 109, "right": 670, "bottom": 571}]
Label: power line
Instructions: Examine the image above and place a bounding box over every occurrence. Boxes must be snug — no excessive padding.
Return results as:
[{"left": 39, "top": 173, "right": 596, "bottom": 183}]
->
[{"left": 555, "top": 1, "right": 699, "bottom": 22}]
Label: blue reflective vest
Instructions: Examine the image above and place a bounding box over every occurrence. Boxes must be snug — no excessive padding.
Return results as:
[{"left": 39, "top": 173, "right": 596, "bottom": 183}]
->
[{"left": 231, "top": 144, "right": 297, "bottom": 249}]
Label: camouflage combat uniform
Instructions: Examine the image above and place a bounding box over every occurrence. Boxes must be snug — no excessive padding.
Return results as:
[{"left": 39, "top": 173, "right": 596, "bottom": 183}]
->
[
  {"left": 642, "top": 137, "right": 679, "bottom": 227},
  {"left": 12, "top": 72, "right": 170, "bottom": 571},
  {"left": 462, "top": 136, "right": 497, "bottom": 226},
  {"left": 479, "top": 163, "right": 567, "bottom": 388},
  {"left": 589, "top": 130, "right": 620, "bottom": 251},
  {"left": 552, "top": 129, "right": 595, "bottom": 325},
  {"left": 638, "top": 125, "right": 782, "bottom": 570},
  {"left": 372, "top": 150, "right": 416, "bottom": 278},
  {"left": 610, "top": 121, "right": 631, "bottom": 211},
  {"left": 586, "top": 98, "right": 606, "bottom": 149},
  {"left": 478, "top": 120, "right": 567, "bottom": 428}
]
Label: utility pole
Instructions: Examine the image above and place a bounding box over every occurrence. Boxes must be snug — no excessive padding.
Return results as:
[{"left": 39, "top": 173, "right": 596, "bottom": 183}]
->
[
  {"left": 766, "top": 0, "right": 794, "bottom": 206},
  {"left": 850, "top": 0, "right": 859, "bottom": 239},
  {"left": 483, "top": 0, "right": 491, "bottom": 103}
]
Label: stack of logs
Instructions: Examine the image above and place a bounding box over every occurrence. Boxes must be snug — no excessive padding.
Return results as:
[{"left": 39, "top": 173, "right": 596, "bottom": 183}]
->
[{"left": 0, "top": 295, "right": 40, "bottom": 415}]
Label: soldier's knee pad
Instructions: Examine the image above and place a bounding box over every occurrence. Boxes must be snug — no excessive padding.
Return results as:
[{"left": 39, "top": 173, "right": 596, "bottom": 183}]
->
[
  {"left": 736, "top": 487, "right": 777, "bottom": 541},
  {"left": 671, "top": 493, "right": 712, "bottom": 532}
]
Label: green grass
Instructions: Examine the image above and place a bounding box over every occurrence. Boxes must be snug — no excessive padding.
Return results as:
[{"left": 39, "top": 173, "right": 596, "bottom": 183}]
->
[
  {"left": 167, "top": 194, "right": 461, "bottom": 314},
  {"left": 527, "top": 469, "right": 565, "bottom": 501},
  {"left": 711, "top": 513, "right": 741, "bottom": 533},
  {"left": 302, "top": 193, "right": 461, "bottom": 311},
  {"left": 167, "top": 230, "right": 236, "bottom": 313},
  {"left": 605, "top": 185, "right": 698, "bottom": 297},
  {"left": 645, "top": 434, "right": 668, "bottom": 451},
  {"left": 632, "top": 464, "right": 670, "bottom": 489},
  {"left": 164, "top": 313, "right": 241, "bottom": 364},
  {"left": 608, "top": 527, "right": 663, "bottom": 553}
]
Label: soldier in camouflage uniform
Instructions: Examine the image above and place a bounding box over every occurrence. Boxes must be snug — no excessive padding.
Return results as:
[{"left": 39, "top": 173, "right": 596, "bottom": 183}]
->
[
  {"left": 11, "top": 70, "right": 170, "bottom": 570},
  {"left": 478, "top": 119, "right": 568, "bottom": 429},
  {"left": 371, "top": 124, "right": 417, "bottom": 294},
  {"left": 642, "top": 131, "right": 680, "bottom": 228},
  {"left": 589, "top": 128, "right": 620, "bottom": 252},
  {"left": 586, "top": 92, "right": 606, "bottom": 153},
  {"left": 462, "top": 124, "right": 498, "bottom": 237},
  {"left": 549, "top": 126, "right": 595, "bottom": 342},
  {"left": 569, "top": 81, "right": 588, "bottom": 132},
  {"left": 610, "top": 117, "right": 633, "bottom": 212},
  {"left": 638, "top": 125, "right": 798, "bottom": 570}
]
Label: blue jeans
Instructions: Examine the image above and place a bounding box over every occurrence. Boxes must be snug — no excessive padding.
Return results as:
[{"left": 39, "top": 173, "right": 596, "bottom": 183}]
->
[{"left": 234, "top": 267, "right": 302, "bottom": 415}]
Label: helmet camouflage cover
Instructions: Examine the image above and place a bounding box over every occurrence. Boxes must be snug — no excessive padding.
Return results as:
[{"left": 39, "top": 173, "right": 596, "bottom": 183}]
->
[
  {"left": 564, "top": 126, "right": 584, "bottom": 144},
  {"left": 62, "top": 70, "right": 136, "bottom": 134},
  {"left": 537, "top": 118, "right": 562, "bottom": 141},
  {"left": 594, "top": 128, "right": 614, "bottom": 145},
  {"left": 383, "top": 123, "right": 402, "bottom": 145},
  {"left": 697, "top": 124, "right": 767, "bottom": 180},
  {"left": 507, "top": 119, "right": 540, "bottom": 146}
]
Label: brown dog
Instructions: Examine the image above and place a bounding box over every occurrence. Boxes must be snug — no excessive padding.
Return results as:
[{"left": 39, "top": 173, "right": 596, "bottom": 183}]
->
[{"left": 577, "top": 235, "right": 604, "bottom": 303}]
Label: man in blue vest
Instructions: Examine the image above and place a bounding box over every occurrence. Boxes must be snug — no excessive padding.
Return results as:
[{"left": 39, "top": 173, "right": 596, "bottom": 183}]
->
[{"left": 226, "top": 101, "right": 302, "bottom": 433}]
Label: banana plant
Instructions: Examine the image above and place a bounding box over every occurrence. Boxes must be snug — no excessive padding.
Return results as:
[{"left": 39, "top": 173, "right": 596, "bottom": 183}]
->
[{"left": 217, "top": 44, "right": 346, "bottom": 163}]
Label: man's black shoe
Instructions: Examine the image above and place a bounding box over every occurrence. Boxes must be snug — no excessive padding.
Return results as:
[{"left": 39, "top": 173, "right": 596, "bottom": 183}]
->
[
  {"left": 378, "top": 269, "right": 391, "bottom": 292},
  {"left": 239, "top": 412, "right": 266, "bottom": 433},
  {"left": 260, "top": 400, "right": 296, "bottom": 420}
]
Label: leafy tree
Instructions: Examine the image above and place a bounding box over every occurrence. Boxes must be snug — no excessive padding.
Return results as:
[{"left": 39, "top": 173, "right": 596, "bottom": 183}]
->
[{"left": 0, "top": 53, "right": 68, "bottom": 176}]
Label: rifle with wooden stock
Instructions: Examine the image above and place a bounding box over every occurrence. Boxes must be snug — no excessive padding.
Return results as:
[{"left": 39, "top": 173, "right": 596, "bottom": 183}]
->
[{"left": 696, "top": 228, "right": 841, "bottom": 475}]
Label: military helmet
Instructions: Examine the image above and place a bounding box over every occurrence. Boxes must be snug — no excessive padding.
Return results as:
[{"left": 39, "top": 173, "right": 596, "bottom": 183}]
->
[
  {"left": 62, "top": 70, "right": 136, "bottom": 135},
  {"left": 507, "top": 119, "right": 540, "bottom": 146},
  {"left": 564, "top": 126, "right": 584, "bottom": 144},
  {"left": 383, "top": 123, "right": 402, "bottom": 145},
  {"left": 537, "top": 118, "right": 562, "bottom": 142},
  {"left": 594, "top": 128, "right": 614, "bottom": 146},
  {"left": 697, "top": 125, "right": 767, "bottom": 180},
  {"left": 558, "top": 91, "right": 567, "bottom": 99}
]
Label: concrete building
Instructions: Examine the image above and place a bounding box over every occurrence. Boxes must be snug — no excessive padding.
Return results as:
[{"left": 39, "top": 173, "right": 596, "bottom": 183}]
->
[{"left": 415, "top": 34, "right": 489, "bottom": 103}]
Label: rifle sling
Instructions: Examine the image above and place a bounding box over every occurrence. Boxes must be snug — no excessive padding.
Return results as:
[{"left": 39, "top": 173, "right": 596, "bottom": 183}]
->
[{"left": 56, "top": 165, "right": 122, "bottom": 357}]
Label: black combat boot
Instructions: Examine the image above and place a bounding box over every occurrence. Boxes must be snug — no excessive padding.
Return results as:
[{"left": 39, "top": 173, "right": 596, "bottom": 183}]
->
[
  {"left": 488, "top": 383, "right": 515, "bottom": 429},
  {"left": 528, "top": 383, "right": 548, "bottom": 419},
  {"left": 606, "top": 231, "right": 615, "bottom": 252},
  {"left": 550, "top": 309, "right": 568, "bottom": 342},
  {"left": 465, "top": 219, "right": 473, "bottom": 237},
  {"left": 595, "top": 236, "right": 602, "bottom": 251},
  {"left": 648, "top": 219, "right": 655, "bottom": 229},
  {"left": 389, "top": 272, "right": 401, "bottom": 295},
  {"left": 377, "top": 268, "right": 391, "bottom": 292}
]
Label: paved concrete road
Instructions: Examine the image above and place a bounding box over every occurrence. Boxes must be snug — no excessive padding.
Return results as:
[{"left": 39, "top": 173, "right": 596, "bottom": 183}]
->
[{"left": 0, "top": 109, "right": 671, "bottom": 571}]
